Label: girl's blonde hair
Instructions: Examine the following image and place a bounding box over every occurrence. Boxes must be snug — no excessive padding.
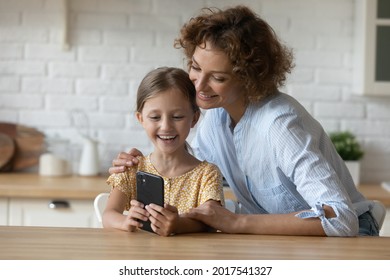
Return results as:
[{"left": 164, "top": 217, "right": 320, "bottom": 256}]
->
[
  {"left": 136, "top": 67, "right": 199, "bottom": 153},
  {"left": 136, "top": 67, "right": 199, "bottom": 114}
]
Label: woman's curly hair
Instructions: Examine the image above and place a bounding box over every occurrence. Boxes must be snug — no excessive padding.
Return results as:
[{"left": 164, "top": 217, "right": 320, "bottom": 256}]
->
[{"left": 174, "top": 5, "right": 294, "bottom": 102}]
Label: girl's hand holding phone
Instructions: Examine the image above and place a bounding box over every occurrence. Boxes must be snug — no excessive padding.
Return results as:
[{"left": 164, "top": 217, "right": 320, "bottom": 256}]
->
[
  {"left": 123, "top": 199, "right": 150, "bottom": 232},
  {"left": 146, "top": 204, "right": 179, "bottom": 237}
]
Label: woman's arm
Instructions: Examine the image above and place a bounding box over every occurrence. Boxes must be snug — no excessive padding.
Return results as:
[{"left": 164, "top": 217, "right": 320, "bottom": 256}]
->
[{"left": 186, "top": 202, "right": 337, "bottom": 236}]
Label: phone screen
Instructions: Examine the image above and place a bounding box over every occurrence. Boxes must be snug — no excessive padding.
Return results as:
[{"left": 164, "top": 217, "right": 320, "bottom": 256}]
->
[{"left": 136, "top": 171, "right": 164, "bottom": 233}]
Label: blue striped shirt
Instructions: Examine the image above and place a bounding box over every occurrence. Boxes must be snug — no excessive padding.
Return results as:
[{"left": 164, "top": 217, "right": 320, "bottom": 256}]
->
[{"left": 192, "top": 92, "right": 371, "bottom": 236}]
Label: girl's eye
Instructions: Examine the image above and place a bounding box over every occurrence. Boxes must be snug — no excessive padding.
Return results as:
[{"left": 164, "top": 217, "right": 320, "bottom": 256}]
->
[
  {"left": 148, "top": 116, "right": 160, "bottom": 121},
  {"left": 173, "top": 116, "right": 184, "bottom": 120}
]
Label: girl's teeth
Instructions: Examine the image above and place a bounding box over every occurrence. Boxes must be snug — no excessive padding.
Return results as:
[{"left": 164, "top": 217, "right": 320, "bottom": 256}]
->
[{"left": 159, "top": 136, "right": 175, "bottom": 139}]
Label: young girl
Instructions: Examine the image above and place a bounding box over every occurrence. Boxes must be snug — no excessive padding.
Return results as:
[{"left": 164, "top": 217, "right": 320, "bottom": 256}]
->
[{"left": 103, "top": 67, "right": 224, "bottom": 236}]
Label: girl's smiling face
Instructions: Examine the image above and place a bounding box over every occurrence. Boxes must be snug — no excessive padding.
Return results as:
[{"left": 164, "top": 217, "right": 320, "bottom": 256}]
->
[{"left": 136, "top": 88, "right": 199, "bottom": 155}]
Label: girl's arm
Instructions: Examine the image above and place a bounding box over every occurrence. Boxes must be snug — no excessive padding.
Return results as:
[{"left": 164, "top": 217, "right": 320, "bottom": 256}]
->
[{"left": 102, "top": 188, "right": 149, "bottom": 232}]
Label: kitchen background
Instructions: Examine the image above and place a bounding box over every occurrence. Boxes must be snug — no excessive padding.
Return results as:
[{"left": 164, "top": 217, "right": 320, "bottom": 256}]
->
[{"left": 0, "top": 0, "right": 389, "bottom": 183}]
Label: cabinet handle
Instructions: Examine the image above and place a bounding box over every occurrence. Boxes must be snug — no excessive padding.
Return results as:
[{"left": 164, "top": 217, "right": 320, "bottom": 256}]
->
[{"left": 48, "top": 200, "right": 70, "bottom": 209}]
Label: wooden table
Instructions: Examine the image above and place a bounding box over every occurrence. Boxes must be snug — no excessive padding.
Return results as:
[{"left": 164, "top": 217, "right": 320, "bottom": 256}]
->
[{"left": 1, "top": 226, "right": 389, "bottom": 260}]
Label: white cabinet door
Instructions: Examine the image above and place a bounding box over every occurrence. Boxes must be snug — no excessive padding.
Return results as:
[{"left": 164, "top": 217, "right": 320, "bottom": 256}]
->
[
  {"left": 9, "top": 198, "right": 99, "bottom": 228},
  {"left": 0, "top": 198, "right": 8, "bottom": 225}
]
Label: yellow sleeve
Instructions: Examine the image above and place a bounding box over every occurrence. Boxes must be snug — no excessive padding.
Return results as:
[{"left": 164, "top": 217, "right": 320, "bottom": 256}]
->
[
  {"left": 106, "top": 167, "right": 137, "bottom": 210},
  {"left": 198, "top": 163, "right": 225, "bottom": 206}
]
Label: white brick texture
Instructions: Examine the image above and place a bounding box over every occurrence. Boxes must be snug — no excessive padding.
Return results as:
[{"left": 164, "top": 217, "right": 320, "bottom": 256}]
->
[{"left": 0, "top": 0, "right": 389, "bottom": 182}]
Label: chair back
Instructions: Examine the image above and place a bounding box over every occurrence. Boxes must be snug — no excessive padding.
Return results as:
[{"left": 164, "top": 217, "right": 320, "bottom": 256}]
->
[
  {"left": 225, "top": 199, "right": 239, "bottom": 213},
  {"left": 370, "top": 200, "right": 386, "bottom": 231},
  {"left": 94, "top": 192, "right": 109, "bottom": 225}
]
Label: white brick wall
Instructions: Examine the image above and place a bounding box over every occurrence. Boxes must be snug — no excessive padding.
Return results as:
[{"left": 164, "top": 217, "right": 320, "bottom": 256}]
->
[{"left": 0, "top": 0, "right": 390, "bottom": 183}]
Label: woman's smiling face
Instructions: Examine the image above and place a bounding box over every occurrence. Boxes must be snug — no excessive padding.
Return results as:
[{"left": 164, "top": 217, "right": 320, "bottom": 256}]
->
[{"left": 189, "top": 42, "right": 247, "bottom": 122}]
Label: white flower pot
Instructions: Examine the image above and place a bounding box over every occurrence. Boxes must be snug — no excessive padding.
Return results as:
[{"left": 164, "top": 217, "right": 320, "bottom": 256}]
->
[{"left": 345, "top": 161, "right": 360, "bottom": 187}]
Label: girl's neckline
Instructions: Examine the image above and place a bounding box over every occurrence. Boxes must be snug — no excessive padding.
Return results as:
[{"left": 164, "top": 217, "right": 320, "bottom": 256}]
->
[{"left": 146, "top": 154, "right": 205, "bottom": 180}]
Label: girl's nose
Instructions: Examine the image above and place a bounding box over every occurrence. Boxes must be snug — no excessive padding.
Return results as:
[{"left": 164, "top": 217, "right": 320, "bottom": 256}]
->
[{"left": 160, "top": 117, "right": 172, "bottom": 130}]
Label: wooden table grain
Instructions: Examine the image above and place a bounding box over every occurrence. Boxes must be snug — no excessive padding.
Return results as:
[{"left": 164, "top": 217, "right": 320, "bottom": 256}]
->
[{"left": 1, "top": 226, "right": 389, "bottom": 260}]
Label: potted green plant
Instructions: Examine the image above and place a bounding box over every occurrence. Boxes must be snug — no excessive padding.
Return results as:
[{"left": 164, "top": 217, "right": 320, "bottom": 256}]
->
[{"left": 329, "top": 131, "right": 364, "bottom": 186}]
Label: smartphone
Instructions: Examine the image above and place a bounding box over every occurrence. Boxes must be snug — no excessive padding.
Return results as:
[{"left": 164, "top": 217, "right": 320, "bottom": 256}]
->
[{"left": 136, "top": 171, "right": 164, "bottom": 233}]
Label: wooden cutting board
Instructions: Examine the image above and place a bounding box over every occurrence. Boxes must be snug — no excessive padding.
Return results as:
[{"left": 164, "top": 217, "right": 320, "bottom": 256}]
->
[
  {"left": 0, "top": 133, "right": 15, "bottom": 171},
  {"left": 0, "top": 122, "right": 46, "bottom": 171}
]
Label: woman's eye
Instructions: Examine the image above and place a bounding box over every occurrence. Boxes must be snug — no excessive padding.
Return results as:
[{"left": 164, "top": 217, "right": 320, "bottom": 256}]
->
[
  {"left": 190, "top": 64, "right": 200, "bottom": 71},
  {"left": 213, "top": 76, "right": 225, "bottom": 82}
]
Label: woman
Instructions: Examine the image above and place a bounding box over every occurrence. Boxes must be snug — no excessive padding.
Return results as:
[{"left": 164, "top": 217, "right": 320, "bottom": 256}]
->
[{"left": 110, "top": 6, "right": 378, "bottom": 236}]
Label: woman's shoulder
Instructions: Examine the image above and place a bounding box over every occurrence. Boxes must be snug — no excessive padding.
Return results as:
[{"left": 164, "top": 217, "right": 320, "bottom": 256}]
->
[
  {"left": 253, "top": 92, "right": 297, "bottom": 112},
  {"left": 201, "top": 108, "right": 229, "bottom": 126},
  {"left": 250, "top": 92, "right": 308, "bottom": 123}
]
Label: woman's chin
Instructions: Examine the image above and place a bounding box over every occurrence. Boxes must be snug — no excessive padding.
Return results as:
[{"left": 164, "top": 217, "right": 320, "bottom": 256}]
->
[{"left": 196, "top": 99, "right": 218, "bottom": 110}]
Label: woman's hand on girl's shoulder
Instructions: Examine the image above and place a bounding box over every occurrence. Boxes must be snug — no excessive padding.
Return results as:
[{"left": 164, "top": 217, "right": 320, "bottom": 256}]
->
[{"left": 109, "top": 148, "right": 143, "bottom": 174}]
